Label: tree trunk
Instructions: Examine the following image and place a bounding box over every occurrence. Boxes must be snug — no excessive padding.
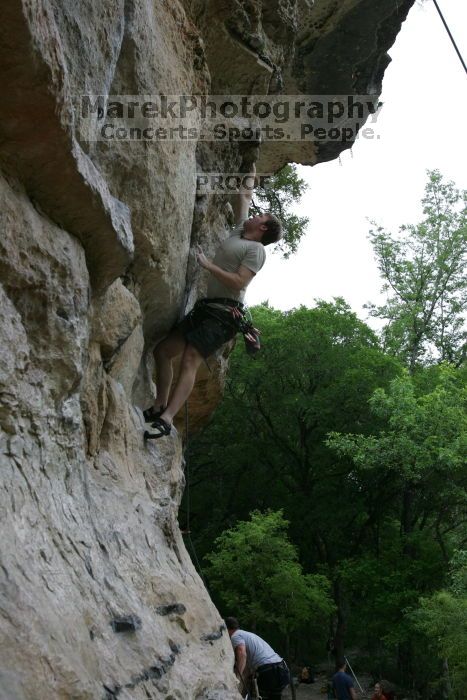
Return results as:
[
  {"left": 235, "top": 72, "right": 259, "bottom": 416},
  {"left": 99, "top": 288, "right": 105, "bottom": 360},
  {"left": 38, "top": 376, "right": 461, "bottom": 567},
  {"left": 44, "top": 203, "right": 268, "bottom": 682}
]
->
[
  {"left": 284, "top": 632, "right": 296, "bottom": 700},
  {"left": 332, "top": 580, "right": 346, "bottom": 666},
  {"left": 399, "top": 484, "right": 417, "bottom": 688},
  {"left": 397, "top": 640, "right": 413, "bottom": 692},
  {"left": 440, "top": 658, "right": 453, "bottom": 700}
]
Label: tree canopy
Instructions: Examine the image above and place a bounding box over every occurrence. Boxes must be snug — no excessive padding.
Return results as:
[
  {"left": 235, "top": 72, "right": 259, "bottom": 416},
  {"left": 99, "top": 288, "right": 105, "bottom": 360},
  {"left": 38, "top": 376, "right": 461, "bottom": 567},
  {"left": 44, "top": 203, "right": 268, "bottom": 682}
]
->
[
  {"left": 205, "top": 510, "right": 334, "bottom": 636},
  {"left": 367, "top": 170, "right": 467, "bottom": 370}
]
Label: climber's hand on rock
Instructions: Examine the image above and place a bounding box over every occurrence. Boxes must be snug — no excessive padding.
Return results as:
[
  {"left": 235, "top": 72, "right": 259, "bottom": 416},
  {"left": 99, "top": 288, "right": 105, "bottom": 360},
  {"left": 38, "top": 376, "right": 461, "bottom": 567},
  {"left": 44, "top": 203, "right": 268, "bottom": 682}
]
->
[{"left": 196, "top": 245, "right": 211, "bottom": 270}]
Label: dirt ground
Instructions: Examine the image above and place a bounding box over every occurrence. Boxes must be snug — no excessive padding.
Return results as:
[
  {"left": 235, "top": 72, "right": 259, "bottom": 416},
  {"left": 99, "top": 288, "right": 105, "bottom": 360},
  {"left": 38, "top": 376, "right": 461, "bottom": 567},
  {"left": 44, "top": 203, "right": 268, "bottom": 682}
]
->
[
  {"left": 281, "top": 671, "right": 375, "bottom": 699},
  {"left": 282, "top": 673, "right": 332, "bottom": 700}
]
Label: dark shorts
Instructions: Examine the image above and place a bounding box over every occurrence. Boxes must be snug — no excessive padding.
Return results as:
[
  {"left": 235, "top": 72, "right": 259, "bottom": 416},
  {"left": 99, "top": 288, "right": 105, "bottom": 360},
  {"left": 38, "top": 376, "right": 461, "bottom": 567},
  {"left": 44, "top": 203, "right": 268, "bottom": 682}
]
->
[
  {"left": 256, "top": 661, "right": 290, "bottom": 700},
  {"left": 176, "top": 300, "right": 238, "bottom": 359}
]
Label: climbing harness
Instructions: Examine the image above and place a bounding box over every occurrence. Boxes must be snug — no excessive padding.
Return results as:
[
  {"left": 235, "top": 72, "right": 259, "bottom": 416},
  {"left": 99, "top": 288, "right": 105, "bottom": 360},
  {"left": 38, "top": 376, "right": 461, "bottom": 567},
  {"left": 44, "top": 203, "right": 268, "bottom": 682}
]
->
[
  {"left": 143, "top": 297, "right": 261, "bottom": 440},
  {"left": 231, "top": 305, "right": 261, "bottom": 357},
  {"left": 194, "top": 298, "right": 261, "bottom": 357}
]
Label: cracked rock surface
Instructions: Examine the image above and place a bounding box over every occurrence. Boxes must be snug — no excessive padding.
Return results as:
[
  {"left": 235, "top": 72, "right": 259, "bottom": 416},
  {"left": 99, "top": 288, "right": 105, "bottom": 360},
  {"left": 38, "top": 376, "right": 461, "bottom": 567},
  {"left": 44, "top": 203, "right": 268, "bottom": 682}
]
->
[{"left": 0, "top": 0, "right": 414, "bottom": 697}]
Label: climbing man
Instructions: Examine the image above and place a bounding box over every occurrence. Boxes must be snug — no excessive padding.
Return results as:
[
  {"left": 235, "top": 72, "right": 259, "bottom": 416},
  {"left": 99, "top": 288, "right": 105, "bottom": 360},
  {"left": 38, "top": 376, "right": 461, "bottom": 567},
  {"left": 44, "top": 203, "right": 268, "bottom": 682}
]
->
[
  {"left": 225, "top": 616, "right": 290, "bottom": 700},
  {"left": 143, "top": 163, "right": 282, "bottom": 439}
]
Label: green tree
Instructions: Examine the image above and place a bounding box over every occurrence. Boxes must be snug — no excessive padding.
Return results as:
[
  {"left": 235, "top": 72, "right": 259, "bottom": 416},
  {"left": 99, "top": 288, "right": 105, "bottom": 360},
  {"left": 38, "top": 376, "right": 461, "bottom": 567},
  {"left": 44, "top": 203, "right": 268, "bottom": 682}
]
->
[
  {"left": 184, "top": 301, "right": 401, "bottom": 659},
  {"left": 367, "top": 170, "right": 467, "bottom": 371},
  {"left": 361, "top": 170, "right": 467, "bottom": 688},
  {"left": 327, "top": 367, "right": 467, "bottom": 685},
  {"left": 205, "top": 510, "right": 334, "bottom": 644},
  {"left": 185, "top": 301, "right": 400, "bottom": 559},
  {"left": 252, "top": 164, "right": 309, "bottom": 258},
  {"left": 410, "top": 551, "right": 467, "bottom": 699}
]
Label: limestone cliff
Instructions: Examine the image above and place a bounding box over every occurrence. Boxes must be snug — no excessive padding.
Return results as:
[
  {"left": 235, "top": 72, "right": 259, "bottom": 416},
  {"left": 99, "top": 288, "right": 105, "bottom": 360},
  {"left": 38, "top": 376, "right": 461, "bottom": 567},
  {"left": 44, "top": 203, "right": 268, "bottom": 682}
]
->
[{"left": 0, "top": 1, "right": 414, "bottom": 698}]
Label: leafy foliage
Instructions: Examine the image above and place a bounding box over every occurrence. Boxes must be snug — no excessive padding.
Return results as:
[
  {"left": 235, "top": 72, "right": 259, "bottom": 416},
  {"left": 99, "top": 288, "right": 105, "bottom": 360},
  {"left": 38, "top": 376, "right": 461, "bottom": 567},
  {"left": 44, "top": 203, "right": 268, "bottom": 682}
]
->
[
  {"left": 184, "top": 301, "right": 401, "bottom": 658},
  {"left": 205, "top": 510, "right": 335, "bottom": 634},
  {"left": 328, "top": 366, "right": 467, "bottom": 485},
  {"left": 366, "top": 170, "right": 467, "bottom": 370},
  {"left": 185, "top": 301, "right": 400, "bottom": 563},
  {"left": 410, "top": 552, "right": 467, "bottom": 699},
  {"left": 327, "top": 367, "right": 467, "bottom": 687},
  {"left": 252, "top": 164, "right": 309, "bottom": 258}
]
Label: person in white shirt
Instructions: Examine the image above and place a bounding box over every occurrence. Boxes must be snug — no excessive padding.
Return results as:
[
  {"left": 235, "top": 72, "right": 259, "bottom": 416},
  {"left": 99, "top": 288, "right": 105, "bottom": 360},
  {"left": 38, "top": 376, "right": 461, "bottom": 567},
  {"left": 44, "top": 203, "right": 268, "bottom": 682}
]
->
[{"left": 225, "top": 616, "right": 290, "bottom": 700}]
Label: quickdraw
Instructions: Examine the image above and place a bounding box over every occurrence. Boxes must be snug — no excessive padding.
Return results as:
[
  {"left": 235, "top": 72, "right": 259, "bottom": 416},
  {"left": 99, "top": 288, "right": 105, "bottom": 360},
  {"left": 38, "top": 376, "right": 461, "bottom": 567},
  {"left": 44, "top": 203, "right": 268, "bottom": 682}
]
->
[
  {"left": 196, "top": 298, "right": 261, "bottom": 358},
  {"left": 231, "top": 306, "right": 261, "bottom": 357}
]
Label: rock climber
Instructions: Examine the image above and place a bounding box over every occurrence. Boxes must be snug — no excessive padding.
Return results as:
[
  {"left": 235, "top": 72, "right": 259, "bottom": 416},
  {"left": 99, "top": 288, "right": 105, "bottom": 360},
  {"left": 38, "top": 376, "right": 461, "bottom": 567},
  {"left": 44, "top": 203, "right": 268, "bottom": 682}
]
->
[
  {"left": 143, "top": 162, "right": 282, "bottom": 439},
  {"left": 225, "top": 616, "right": 290, "bottom": 700}
]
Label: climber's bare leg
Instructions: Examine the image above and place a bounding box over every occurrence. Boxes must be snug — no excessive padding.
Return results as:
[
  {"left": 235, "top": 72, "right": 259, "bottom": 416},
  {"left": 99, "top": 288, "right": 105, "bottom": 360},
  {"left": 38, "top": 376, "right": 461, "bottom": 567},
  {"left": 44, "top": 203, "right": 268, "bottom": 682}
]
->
[
  {"left": 153, "top": 329, "right": 186, "bottom": 410},
  {"left": 160, "top": 343, "right": 204, "bottom": 424}
]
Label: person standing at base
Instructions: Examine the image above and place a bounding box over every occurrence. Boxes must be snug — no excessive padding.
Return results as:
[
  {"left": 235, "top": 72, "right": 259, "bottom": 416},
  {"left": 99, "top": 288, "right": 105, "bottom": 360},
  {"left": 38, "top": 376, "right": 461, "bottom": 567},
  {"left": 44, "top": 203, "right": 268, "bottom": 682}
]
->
[
  {"left": 332, "top": 659, "right": 357, "bottom": 700},
  {"left": 225, "top": 616, "right": 290, "bottom": 700}
]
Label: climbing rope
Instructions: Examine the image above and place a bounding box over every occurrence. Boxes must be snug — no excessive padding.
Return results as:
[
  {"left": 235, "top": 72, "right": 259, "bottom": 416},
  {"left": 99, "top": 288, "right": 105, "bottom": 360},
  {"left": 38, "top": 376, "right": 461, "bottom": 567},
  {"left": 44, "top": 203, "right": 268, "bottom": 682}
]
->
[
  {"left": 182, "top": 402, "right": 210, "bottom": 591},
  {"left": 432, "top": 0, "right": 467, "bottom": 75}
]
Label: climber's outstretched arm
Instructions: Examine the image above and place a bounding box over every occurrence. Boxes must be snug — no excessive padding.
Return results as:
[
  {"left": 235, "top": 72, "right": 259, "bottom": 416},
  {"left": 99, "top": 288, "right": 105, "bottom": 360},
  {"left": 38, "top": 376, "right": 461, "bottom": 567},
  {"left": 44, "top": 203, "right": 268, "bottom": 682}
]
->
[{"left": 232, "top": 162, "right": 255, "bottom": 225}]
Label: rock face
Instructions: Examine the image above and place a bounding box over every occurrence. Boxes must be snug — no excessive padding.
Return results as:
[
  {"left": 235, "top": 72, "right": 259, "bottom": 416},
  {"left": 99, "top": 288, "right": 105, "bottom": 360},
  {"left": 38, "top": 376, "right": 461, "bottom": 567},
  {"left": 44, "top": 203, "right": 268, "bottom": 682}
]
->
[{"left": 0, "top": 0, "right": 414, "bottom": 698}]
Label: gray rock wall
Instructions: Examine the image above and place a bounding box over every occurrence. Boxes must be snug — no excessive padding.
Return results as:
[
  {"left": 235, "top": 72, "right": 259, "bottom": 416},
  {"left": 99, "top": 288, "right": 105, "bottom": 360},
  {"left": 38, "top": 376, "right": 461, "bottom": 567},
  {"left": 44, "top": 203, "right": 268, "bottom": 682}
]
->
[{"left": 0, "top": 0, "right": 414, "bottom": 698}]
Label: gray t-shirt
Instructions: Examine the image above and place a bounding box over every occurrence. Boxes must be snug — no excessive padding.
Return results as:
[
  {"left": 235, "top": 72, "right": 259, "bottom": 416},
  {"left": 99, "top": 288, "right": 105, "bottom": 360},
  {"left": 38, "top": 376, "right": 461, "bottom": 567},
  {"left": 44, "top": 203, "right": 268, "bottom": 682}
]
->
[
  {"left": 231, "top": 630, "right": 282, "bottom": 671},
  {"left": 206, "top": 220, "right": 266, "bottom": 303}
]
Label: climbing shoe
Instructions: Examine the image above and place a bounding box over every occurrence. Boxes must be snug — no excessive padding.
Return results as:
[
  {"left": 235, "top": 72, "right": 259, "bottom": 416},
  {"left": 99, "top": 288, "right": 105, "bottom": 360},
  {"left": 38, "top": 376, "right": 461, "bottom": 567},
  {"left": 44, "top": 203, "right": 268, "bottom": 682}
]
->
[
  {"left": 143, "top": 405, "right": 166, "bottom": 423},
  {"left": 144, "top": 417, "right": 172, "bottom": 440}
]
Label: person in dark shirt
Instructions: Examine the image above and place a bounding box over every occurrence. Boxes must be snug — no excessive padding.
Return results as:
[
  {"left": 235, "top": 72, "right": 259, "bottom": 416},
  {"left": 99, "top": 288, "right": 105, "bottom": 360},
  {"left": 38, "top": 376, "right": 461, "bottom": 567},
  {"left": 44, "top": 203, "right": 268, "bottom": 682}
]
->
[{"left": 332, "top": 659, "right": 357, "bottom": 700}]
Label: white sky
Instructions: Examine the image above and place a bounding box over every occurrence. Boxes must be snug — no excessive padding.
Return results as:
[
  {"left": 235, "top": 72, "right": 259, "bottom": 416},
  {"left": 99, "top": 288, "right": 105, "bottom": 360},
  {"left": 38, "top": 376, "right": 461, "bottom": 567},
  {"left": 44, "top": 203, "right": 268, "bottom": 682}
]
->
[{"left": 247, "top": 0, "right": 467, "bottom": 322}]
